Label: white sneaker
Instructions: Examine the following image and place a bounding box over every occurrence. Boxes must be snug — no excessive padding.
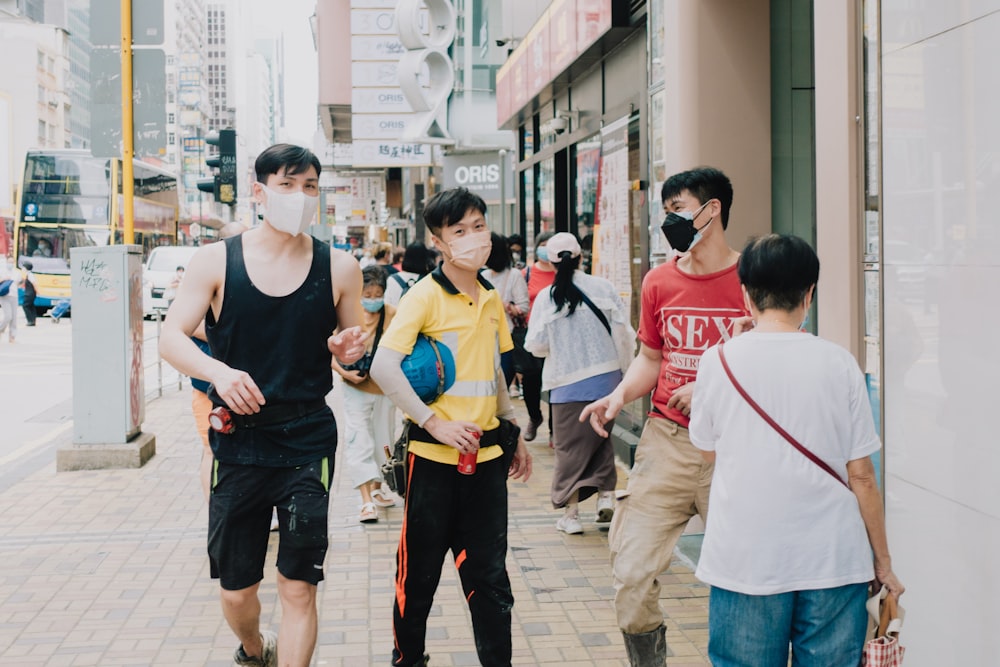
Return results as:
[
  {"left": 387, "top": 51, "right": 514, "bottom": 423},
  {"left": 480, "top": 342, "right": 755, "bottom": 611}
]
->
[
  {"left": 556, "top": 514, "right": 583, "bottom": 535},
  {"left": 595, "top": 492, "right": 615, "bottom": 524},
  {"left": 370, "top": 487, "right": 396, "bottom": 508}
]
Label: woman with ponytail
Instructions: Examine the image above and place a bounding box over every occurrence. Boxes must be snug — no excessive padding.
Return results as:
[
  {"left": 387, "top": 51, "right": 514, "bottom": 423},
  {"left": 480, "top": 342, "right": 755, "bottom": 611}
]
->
[{"left": 524, "top": 233, "right": 636, "bottom": 534}]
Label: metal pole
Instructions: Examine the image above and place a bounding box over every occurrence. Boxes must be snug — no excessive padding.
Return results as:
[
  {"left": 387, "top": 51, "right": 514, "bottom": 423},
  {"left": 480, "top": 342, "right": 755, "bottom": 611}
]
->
[
  {"left": 198, "top": 127, "right": 203, "bottom": 241},
  {"left": 120, "top": 0, "right": 135, "bottom": 243}
]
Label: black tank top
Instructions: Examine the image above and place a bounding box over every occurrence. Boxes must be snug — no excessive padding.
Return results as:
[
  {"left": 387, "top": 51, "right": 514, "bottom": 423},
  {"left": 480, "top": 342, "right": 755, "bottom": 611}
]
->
[{"left": 205, "top": 235, "right": 338, "bottom": 465}]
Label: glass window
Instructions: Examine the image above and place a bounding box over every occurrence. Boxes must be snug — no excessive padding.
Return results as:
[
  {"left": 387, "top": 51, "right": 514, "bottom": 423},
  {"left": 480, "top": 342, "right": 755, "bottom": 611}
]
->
[
  {"left": 538, "top": 158, "right": 555, "bottom": 234},
  {"left": 522, "top": 166, "right": 535, "bottom": 241},
  {"left": 575, "top": 134, "right": 601, "bottom": 271}
]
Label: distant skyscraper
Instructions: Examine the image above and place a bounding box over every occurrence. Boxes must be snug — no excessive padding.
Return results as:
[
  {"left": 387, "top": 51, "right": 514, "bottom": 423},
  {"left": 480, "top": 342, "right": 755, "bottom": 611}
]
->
[
  {"left": 206, "top": 3, "right": 233, "bottom": 133},
  {"left": 39, "top": 0, "right": 90, "bottom": 149}
]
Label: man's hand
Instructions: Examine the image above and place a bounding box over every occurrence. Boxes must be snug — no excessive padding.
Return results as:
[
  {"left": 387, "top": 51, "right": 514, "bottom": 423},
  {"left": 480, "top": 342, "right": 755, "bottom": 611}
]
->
[
  {"left": 210, "top": 366, "right": 265, "bottom": 415},
  {"left": 423, "top": 415, "right": 483, "bottom": 453},
  {"left": 328, "top": 326, "right": 368, "bottom": 365},
  {"left": 580, "top": 392, "right": 624, "bottom": 438},
  {"left": 666, "top": 382, "right": 695, "bottom": 417},
  {"left": 731, "top": 315, "right": 755, "bottom": 337},
  {"left": 508, "top": 436, "right": 532, "bottom": 481},
  {"left": 342, "top": 370, "right": 367, "bottom": 385}
]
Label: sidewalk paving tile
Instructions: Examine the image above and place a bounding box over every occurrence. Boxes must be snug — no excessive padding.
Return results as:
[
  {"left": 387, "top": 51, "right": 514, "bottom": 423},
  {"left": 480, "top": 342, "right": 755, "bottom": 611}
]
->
[{"left": 0, "top": 382, "right": 708, "bottom": 665}]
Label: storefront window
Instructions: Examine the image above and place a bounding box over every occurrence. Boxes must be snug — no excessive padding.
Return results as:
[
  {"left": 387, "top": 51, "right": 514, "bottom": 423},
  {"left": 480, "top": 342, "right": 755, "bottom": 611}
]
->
[
  {"left": 648, "top": 88, "right": 668, "bottom": 261},
  {"left": 861, "top": 0, "right": 884, "bottom": 477},
  {"left": 522, "top": 166, "right": 535, "bottom": 242},
  {"left": 521, "top": 123, "right": 535, "bottom": 161},
  {"left": 538, "top": 158, "right": 555, "bottom": 234},
  {"left": 575, "top": 135, "right": 601, "bottom": 272}
]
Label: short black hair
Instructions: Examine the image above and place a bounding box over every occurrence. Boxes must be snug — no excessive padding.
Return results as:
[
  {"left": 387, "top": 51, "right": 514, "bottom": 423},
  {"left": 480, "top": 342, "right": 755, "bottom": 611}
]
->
[
  {"left": 534, "top": 231, "right": 555, "bottom": 248},
  {"left": 661, "top": 166, "right": 734, "bottom": 229},
  {"left": 362, "top": 264, "right": 387, "bottom": 290},
  {"left": 423, "top": 187, "right": 487, "bottom": 236},
  {"left": 507, "top": 234, "right": 525, "bottom": 249},
  {"left": 485, "top": 232, "right": 512, "bottom": 273},
  {"left": 401, "top": 242, "right": 432, "bottom": 275},
  {"left": 22, "top": 260, "right": 33, "bottom": 270},
  {"left": 738, "top": 234, "right": 819, "bottom": 312},
  {"left": 255, "top": 143, "right": 321, "bottom": 183}
]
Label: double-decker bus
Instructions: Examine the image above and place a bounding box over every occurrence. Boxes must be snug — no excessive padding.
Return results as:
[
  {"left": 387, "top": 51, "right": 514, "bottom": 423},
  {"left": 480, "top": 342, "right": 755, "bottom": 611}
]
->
[{"left": 13, "top": 149, "right": 179, "bottom": 314}]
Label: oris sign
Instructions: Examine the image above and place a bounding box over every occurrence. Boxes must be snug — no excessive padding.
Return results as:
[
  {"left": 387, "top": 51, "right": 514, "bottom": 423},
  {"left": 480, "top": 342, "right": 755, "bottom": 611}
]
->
[{"left": 443, "top": 153, "right": 515, "bottom": 202}]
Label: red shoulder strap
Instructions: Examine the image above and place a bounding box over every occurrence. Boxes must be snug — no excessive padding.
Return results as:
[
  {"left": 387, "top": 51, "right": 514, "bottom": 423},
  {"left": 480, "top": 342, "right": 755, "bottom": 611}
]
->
[{"left": 717, "top": 345, "right": 849, "bottom": 488}]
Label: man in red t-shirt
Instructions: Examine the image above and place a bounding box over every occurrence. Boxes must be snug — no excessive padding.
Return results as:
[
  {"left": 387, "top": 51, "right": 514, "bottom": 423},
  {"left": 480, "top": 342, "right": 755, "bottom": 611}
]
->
[{"left": 581, "top": 167, "right": 750, "bottom": 665}]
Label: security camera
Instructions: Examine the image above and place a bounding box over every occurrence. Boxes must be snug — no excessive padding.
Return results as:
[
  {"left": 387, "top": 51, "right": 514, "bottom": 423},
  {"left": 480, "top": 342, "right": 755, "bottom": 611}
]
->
[
  {"left": 549, "top": 117, "right": 568, "bottom": 134},
  {"left": 496, "top": 38, "right": 509, "bottom": 47}
]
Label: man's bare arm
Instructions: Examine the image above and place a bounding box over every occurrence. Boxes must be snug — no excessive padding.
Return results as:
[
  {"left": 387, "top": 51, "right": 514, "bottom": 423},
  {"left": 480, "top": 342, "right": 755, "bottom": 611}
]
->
[
  {"left": 579, "top": 342, "right": 661, "bottom": 437},
  {"left": 158, "top": 243, "right": 265, "bottom": 414},
  {"left": 328, "top": 248, "right": 367, "bottom": 363}
]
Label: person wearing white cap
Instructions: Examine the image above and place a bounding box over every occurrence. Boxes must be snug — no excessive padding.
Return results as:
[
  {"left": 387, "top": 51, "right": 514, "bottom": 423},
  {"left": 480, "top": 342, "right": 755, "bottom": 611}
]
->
[{"left": 524, "top": 232, "right": 635, "bottom": 534}]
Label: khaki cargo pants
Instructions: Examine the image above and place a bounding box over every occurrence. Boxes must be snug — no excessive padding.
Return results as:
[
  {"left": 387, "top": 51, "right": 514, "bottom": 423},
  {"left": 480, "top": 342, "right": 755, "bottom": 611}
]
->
[{"left": 609, "top": 416, "right": 714, "bottom": 634}]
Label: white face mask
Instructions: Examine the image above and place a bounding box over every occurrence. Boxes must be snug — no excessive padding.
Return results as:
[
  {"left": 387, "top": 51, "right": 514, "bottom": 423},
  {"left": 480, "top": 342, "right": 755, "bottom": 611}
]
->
[
  {"left": 260, "top": 185, "right": 317, "bottom": 236},
  {"left": 444, "top": 230, "right": 492, "bottom": 271}
]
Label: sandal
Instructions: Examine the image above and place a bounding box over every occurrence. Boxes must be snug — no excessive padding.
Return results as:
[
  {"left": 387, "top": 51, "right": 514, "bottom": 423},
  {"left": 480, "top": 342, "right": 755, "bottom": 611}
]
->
[
  {"left": 359, "top": 502, "right": 378, "bottom": 524},
  {"left": 370, "top": 487, "right": 396, "bottom": 508}
]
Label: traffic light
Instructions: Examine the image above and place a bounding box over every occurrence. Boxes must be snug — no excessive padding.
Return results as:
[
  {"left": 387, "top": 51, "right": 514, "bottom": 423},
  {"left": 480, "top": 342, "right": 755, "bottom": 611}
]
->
[{"left": 195, "top": 129, "right": 236, "bottom": 205}]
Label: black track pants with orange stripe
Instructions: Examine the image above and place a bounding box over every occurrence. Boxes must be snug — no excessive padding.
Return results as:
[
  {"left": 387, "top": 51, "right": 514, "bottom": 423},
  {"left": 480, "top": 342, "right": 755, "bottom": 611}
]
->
[{"left": 391, "top": 453, "right": 513, "bottom": 667}]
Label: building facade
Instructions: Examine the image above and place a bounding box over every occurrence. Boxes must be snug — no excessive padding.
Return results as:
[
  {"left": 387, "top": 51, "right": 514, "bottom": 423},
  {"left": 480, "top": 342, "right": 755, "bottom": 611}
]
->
[{"left": 498, "top": 0, "right": 996, "bottom": 660}]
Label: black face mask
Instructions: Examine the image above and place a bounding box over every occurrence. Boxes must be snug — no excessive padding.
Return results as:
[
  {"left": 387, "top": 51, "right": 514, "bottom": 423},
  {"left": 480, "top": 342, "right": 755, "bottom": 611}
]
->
[{"left": 660, "top": 201, "right": 712, "bottom": 252}]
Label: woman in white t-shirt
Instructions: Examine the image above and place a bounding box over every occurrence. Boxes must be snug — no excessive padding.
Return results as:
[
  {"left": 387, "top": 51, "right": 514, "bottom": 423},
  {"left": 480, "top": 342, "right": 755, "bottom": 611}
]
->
[{"left": 689, "top": 234, "right": 904, "bottom": 666}]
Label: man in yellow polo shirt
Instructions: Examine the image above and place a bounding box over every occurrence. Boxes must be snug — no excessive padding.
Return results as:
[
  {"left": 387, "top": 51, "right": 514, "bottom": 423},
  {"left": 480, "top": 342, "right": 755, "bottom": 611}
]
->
[{"left": 371, "top": 187, "right": 532, "bottom": 667}]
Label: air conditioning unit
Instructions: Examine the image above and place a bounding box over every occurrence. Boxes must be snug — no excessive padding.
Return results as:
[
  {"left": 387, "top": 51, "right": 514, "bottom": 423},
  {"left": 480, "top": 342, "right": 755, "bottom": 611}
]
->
[{"left": 47, "top": 92, "right": 59, "bottom": 108}]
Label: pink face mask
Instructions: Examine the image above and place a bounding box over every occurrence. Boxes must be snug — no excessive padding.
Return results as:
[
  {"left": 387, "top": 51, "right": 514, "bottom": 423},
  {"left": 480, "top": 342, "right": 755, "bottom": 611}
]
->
[{"left": 445, "top": 230, "right": 492, "bottom": 271}]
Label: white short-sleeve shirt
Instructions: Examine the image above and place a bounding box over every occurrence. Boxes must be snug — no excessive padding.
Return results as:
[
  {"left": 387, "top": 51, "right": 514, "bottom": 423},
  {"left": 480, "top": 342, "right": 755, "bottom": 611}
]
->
[{"left": 689, "top": 332, "right": 881, "bottom": 595}]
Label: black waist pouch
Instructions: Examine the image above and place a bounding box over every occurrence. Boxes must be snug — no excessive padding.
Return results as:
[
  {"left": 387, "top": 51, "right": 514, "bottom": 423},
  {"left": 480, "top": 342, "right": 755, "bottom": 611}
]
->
[{"left": 381, "top": 422, "right": 410, "bottom": 497}]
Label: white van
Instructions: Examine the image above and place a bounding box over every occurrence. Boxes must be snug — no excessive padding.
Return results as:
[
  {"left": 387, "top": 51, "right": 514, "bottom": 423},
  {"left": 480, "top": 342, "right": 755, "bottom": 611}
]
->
[{"left": 143, "top": 245, "right": 199, "bottom": 317}]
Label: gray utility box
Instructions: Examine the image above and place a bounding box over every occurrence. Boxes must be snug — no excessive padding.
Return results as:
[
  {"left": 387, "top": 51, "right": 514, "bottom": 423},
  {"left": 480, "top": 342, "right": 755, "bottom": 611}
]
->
[{"left": 59, "top": 245, "right": 155, "bottom": 470}]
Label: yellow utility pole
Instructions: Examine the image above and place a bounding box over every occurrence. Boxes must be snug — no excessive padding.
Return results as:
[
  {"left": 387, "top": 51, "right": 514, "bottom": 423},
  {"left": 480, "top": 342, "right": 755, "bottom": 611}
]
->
[{"left": 120, "top": 0, "right": 135, "bottom": 243}]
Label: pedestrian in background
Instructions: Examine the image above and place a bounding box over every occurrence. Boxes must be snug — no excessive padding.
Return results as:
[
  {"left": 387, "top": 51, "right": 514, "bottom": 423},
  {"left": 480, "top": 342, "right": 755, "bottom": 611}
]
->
[
  {"left": 373, "top": 241, "right": 398, "bottom": 275},
  {"left": 165, "top": 265, "right": 184, "bottom": 309},
  {"left": 159, "top": 143, "right": 367, "bottom": 667},
  {"left": 520, "top": 231, "right": 556, "bottom": 442},
  {"left": 20, "top": 260, "right": 37, "bottom": 327},
  {"left": 384, "top": 242, "right": 432, "bottom": 308},
  {"left": 370, "top": 187, "right": 532, "bottom": 667},
  {"left": 507, "top": 234, "right": 526, "bottom": 270},
  {"left": 581, "top": 167, "right": 748, "bottom": 665},
  {"left": 333, "top": 265, "right": 399, "bottom": 523},
  {"left": 481, "top": 232, "right": 529, "bottom": 389},
  {"left": 689, "top": 234, "right": 904, "bottom": 665},
  {"left": 0, "top": 255, "right": 20, "bottom": 342},
  {"left": 525, "top": 233, "right": 634, "bottom": 534}
]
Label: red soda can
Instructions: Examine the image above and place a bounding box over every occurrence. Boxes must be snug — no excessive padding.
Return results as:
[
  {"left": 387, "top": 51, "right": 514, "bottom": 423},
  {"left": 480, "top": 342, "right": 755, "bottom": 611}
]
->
[
  {"left": 208, "top": 406, "right": 235, "bottom": 434},
  {"left": 458, "top": 430, "right": 479, "bottom": 475}
]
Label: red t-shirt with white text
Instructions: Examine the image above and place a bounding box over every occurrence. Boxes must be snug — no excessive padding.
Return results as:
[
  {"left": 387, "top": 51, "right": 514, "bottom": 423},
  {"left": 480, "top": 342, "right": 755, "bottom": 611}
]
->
[{"left": 637, "top": 257, "right": 748, "bottom": 427}]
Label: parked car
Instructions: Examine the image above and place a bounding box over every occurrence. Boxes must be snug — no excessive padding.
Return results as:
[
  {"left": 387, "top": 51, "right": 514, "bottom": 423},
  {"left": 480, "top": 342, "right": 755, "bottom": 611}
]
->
[{"left": 143, "top": 245, "right": 199, "bottom": 318}]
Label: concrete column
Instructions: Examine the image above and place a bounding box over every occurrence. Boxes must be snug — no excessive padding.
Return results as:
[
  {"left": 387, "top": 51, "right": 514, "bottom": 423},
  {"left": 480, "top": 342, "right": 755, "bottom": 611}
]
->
[{"left": 813, "top": 0, "right": 862, "bottom": 356}]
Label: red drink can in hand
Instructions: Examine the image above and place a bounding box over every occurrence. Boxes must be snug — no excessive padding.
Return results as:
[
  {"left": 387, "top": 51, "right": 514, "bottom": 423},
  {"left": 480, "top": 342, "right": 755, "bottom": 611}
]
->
[{"left": 458, "top": 430, "right": 479, "bottom": 475}]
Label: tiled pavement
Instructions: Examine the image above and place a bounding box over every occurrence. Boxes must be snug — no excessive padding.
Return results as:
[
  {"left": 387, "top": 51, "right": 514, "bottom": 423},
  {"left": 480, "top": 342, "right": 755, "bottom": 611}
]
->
[{"left": 0, "top": 381, "right": 709, "bottom": 666}]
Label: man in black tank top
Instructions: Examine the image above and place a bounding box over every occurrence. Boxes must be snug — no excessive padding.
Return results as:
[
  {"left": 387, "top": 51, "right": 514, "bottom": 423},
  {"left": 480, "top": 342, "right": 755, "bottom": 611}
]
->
[{"left": 160, "top": 144, "right": 368, "bottom": 667}]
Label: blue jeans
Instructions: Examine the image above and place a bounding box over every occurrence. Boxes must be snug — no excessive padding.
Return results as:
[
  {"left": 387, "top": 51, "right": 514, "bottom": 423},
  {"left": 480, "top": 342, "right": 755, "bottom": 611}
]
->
[{"left": 708, "top": 582, "right": 869, "bottom": 667}]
